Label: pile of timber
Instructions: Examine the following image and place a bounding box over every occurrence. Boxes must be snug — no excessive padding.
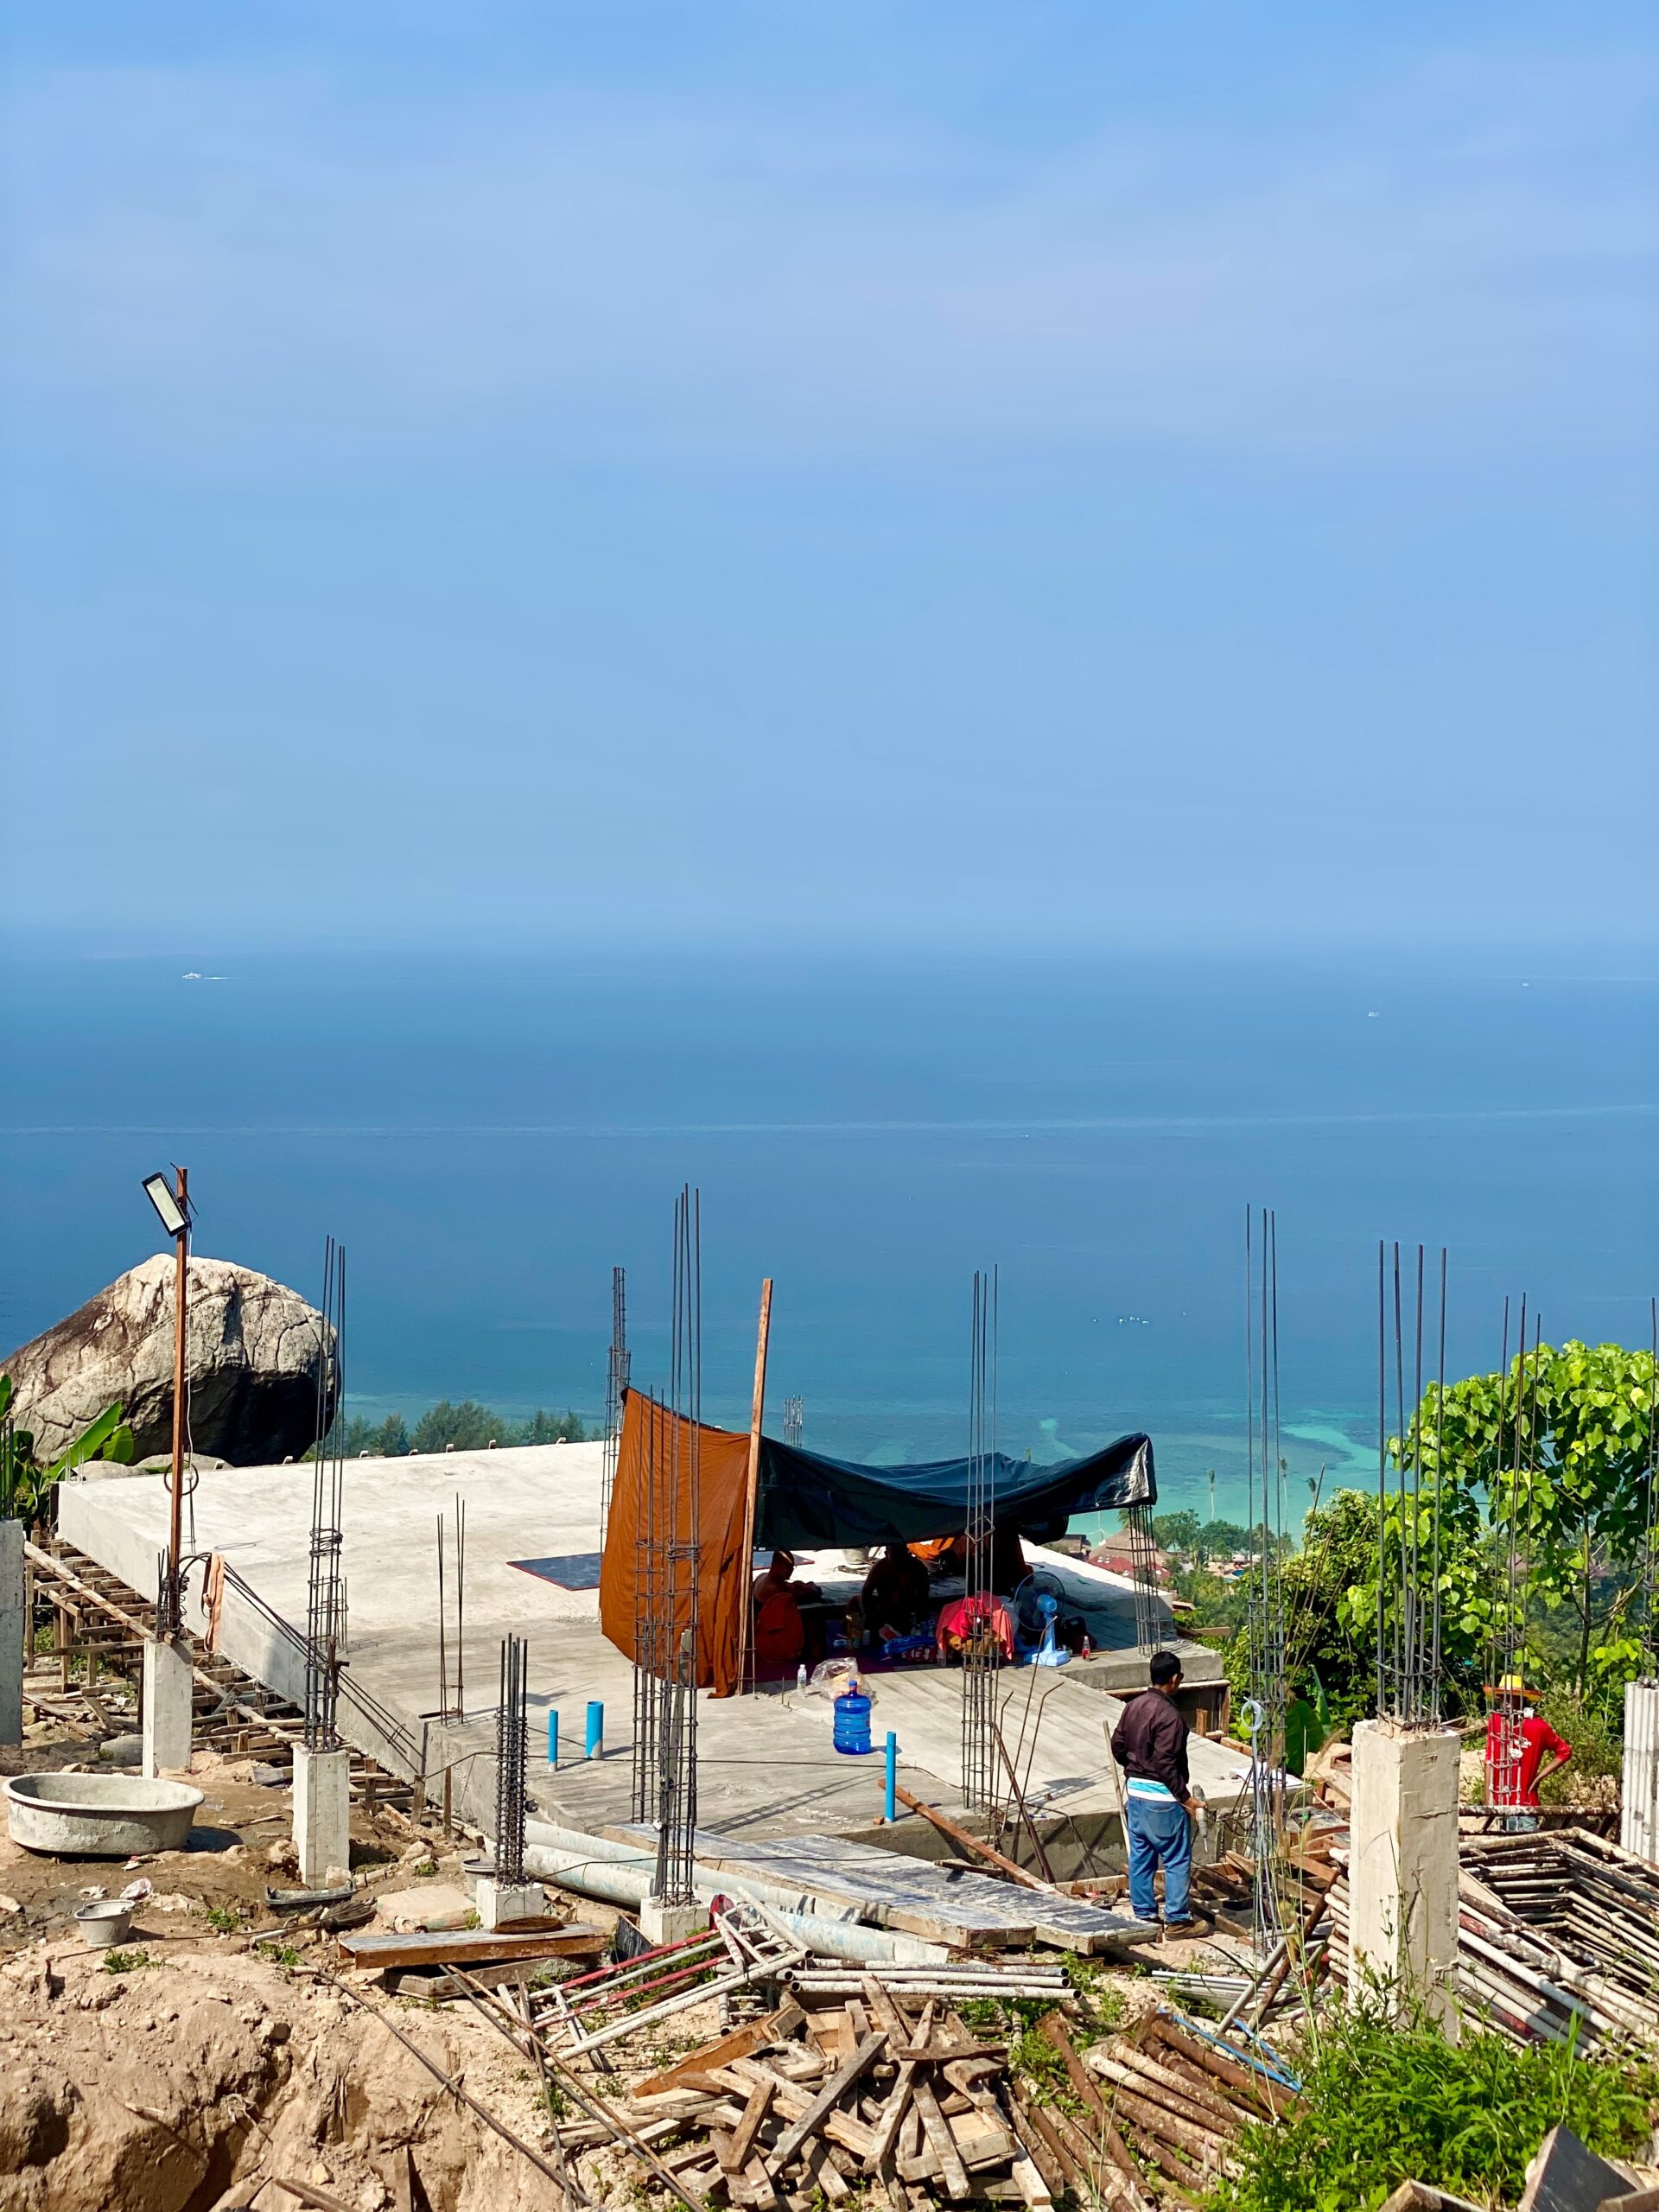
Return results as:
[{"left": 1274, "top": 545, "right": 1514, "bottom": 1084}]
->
[
  {"left": 514, "top": 1974, "right": 1081, "bottom": 2209},
  {"left": 1325, "top": 1826, "right": 1659, "bottom": 2050},
  {"left": 1080, "top": 2011, "right": 1300, "bottom": 2202},
  {"left": 456, "top": 1960, "right": 1280, "bottom": 2212}
]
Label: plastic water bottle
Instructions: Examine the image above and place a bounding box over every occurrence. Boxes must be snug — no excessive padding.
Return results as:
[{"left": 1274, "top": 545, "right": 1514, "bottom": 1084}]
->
[{"left": 796, "top": 1662, "right": 808, "bottom": 1699}]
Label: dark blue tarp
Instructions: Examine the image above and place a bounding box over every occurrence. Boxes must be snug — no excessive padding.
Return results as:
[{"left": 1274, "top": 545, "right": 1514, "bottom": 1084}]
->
[{"left": 753, "top": 1432, "right": 1155, "bottom": 1551}]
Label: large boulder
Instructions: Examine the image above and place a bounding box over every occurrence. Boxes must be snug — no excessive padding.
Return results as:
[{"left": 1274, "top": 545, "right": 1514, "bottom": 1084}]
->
[{"left": 0, "top": 1255, "right": 337, "bottom": 1466}]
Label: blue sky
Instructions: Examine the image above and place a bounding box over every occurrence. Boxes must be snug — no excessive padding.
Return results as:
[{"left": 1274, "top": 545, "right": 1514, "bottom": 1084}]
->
[{"left": 3, "top": 3, "right": 1655, "bottom": 954}]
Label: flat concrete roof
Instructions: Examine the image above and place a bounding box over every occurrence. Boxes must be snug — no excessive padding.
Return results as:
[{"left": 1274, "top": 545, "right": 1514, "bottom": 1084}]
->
[{"left": 60, "top": 1442, "right": 1254, "bottom": 1846}]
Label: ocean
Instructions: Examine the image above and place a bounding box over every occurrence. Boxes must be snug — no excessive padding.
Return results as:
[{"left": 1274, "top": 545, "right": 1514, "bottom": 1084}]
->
[{"left": 3, "top": 946, "right": 1654, "bottom": 1530}]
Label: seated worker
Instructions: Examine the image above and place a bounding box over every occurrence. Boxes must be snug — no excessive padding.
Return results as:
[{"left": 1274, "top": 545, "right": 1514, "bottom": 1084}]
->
[
  {"left": 935, "top": 1589, "right": 1016, "bottom": 1666},
  {"left": 861, "top": 1544, "right": 931, "bottom": 1642},
  {"left": 1109, "top": 1649, "right": 1205, "bottom": 1929},
  {"left": 752, "top": 1549, "right": 820, "bottom": 1669}
]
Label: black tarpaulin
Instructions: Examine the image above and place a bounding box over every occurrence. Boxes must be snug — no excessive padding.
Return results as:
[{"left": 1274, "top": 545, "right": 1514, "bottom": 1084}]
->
[{"left": 753, "top": 1432, "right": 1155, "bottom": 1551}]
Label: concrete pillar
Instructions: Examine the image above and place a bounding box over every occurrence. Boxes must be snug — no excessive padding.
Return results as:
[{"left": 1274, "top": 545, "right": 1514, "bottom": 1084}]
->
[
  {"left": 293, "top": 1745, "right": 353, "bottom": 1888},
  {"left": 640, "top": 1895, "right": 709, "bottom": 1947},
  {"left": 1622, "top": 1681, "right": 1659, "bottom": 1862},
  {"left": 0, "top": 1521, "right": 23, "bottom": 1746},
  {"left": 1350, "top": 1717, "right": 1460, "bottom": 2033},
  {"left": 141, "top": 1637, "right": 194, "bottom": 1777},
  {"left": 476, "top": 1875, "right": 544, "bottom": 1930}
]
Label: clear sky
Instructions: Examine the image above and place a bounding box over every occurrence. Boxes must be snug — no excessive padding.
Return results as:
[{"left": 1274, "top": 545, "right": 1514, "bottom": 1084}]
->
[{"left": 3, "top": 3, "right": 1655, "bottom": 956}]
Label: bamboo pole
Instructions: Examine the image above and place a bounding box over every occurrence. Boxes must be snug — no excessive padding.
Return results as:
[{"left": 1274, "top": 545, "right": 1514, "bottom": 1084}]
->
[{"left": 166, "top": 1166, "right": 188, "bottom": 1636}]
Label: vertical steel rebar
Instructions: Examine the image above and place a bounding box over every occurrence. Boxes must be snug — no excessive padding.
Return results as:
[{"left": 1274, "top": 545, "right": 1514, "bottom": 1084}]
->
[
  {"left": 494, "top": 1634, "right": 529, "bottom": 1888},
  {"left": 960, "top": 1267, "right": 1001, "bottom": 1813},
  {"left": 304, "top": 1238, "right": 346, "bottom": 1752},
  {"left": 601, "top": 1267, "right": 628, "bottom": 1546}
]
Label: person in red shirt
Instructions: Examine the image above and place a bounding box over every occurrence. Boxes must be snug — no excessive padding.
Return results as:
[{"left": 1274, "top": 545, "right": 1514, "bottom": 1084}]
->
[{"left": 1485, "top": 1687, "right": 1571, "bottom": 1832}]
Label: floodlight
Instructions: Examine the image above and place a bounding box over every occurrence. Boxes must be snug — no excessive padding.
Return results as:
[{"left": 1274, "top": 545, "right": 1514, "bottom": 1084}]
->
[{"left": 142, "top": 1172, "right": 188, "bottom": 1240}]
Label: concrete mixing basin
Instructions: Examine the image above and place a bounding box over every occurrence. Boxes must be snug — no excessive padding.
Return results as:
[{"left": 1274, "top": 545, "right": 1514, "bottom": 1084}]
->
[{"left": 3, "top": 1772, "right": 204, "bottom": 1857}]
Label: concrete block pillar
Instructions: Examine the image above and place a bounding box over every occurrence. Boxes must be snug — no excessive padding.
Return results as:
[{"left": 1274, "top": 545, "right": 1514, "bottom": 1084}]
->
[
  {"left": 293, "top": 1745, "right": 353, "bottom": 1888},
  {"left": 0, "top": 1521, "right": 23, "bottom": 1746},
  {"left": 640, "top": 1895, "right": 709, "bottom": 1947},
  {"left": 1350, "top": 1718, "right": 1460, "bottom": 2033},
  {"left": 141, "top": 1637, "right": 194, "bottom": 1777},
  {"left": 477, "top": 1876, "right": 544, "bottom": 1930},
  {"left": 1621, "top": 1681, "right": 1659, "bottom": 1862}
]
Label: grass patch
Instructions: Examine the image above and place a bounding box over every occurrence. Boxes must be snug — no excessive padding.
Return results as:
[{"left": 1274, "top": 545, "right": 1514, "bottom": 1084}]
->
[
  {"left": 102, "top": 1948, "right": 153, "bottom": 1974},
  {"left": 254, "top": 1938, "right": 304, "bottom": 1969},
  {"left": 204, "top": 1904, "right": 241, "bottom": 1934},
  {"left": 1206, "top": 1995, "right": 1659, "bottom": 2212}
]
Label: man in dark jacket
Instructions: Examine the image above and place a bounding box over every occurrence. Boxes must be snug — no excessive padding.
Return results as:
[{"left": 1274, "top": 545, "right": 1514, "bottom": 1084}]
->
[{"left": 1109, "top": 1649, "right": 1200, "bottom": 1928}]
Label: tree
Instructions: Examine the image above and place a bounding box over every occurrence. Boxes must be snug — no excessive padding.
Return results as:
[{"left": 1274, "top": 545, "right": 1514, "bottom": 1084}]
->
[
  {"left": 1152, "top": 1510, "right": 1204, "bottom": 1557},
  {"left": 522, "top": 1407, "right": 591, "bottom": 1445},
  {"left": 1410, "top": 1340, "right": 1656, "bottom": 1701},
  {"left": 410, "top": 1400, "right": 502, "bottom": 1454},
  {"left": 1230, "top": 1488, "right": 1394, "bottom": 1732}
]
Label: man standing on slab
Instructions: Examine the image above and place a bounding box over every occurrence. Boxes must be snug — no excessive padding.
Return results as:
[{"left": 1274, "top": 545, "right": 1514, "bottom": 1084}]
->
[{"left": 1110, "top": 1649, "right": 1204, "bottom": 1929}]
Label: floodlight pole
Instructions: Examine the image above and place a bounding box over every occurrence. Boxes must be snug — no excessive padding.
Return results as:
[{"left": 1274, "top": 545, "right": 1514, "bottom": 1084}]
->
[{"left": 164, "top": 1166, "right": 189, "bottom": 1638}]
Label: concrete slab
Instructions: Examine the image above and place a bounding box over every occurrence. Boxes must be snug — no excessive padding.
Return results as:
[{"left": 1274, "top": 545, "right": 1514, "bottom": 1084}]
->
[{"left": 59, "top": 1442, "right": 1254, "bottom": 1851}]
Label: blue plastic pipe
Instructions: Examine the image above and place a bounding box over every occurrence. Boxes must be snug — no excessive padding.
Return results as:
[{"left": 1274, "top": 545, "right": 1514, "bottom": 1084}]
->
[
  {"left": 885, "top": 1730, "right": 898, "bottom": 1822},
  {"left": 586, "top": 1700, "right": 604, "bottom": 1758},
  {"left": 547, "top": 1710, "right": 558, "bottom": 1768}
]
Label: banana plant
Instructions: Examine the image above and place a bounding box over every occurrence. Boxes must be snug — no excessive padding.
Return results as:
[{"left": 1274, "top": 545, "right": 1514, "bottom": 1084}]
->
[{"left": 0, "top": 1375, "right": 134, "bottom": 1527}]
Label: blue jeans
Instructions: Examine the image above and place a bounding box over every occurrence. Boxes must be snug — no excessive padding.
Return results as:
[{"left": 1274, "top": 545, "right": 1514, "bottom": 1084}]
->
[{"left": 1126, "top": 1791, "right": 1192, "bottom": 1923}]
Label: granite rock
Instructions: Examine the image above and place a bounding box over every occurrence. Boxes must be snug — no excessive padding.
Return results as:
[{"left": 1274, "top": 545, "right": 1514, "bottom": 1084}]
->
[{"left": 1, "top": 1255, "right": 336, "bottom": 1465}]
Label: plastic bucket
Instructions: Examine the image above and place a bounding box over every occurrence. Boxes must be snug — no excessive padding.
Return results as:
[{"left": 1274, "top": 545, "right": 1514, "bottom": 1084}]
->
[
  {"left": 73, "top": 1899, "right": 135, "bottom": 1948},
  {"left": 832, "top": 1690, "right": 874, "bottom": 1757}
]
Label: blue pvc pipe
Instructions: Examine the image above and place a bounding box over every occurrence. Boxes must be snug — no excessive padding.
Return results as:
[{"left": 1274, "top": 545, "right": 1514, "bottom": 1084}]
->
[
  {"left": 586, "top": 1700, "right": 604, "bottom": 1758},
  {"left": 885, "top": 1731, "right": 898, "bottom": 1821},
  {"left": 547, "top": 1710, "right": 559, "bottom": 1768}
]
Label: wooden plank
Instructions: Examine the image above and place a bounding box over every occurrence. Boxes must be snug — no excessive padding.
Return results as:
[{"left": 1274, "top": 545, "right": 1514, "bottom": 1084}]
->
[
  {"left": 634, "top": 1999, "right": 804, "bottom": 2098},
  {"left": 799, "top": 2135, "right": 851, "bottom": 2201},
  {"left": 730, "top": 2060, "right": 879, "bottom": 2160},
  {"left": 893, "top": 1785, "right": 1053, "bottom": 1893},
  {"left": 911, "top": 2078, "right": 971, "bottom": 2201},
  {"left": 721, "top": 2080, "right": 778, "bottom": 2174},
  {"left": 336, "top": 1923, "right": 607, "bottom": 1971},
  {"left": 1010, "top": 2157, "right": 1054, "bottom": 2211},
  {"left": 861, "top": 2001, "right": 933, "bottom": 2178},
  {"left": 766, "top": 2033, "right": 888, "bottom": 2175}
]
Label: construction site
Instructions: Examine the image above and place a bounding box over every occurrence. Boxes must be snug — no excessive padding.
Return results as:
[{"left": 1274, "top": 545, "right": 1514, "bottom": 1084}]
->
[{"left": 3, "top": 1202, "right": 1659, "bottom": 2212}]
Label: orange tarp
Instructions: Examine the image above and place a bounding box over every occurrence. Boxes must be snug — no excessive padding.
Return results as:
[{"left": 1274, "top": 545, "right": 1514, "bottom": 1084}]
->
[{"left": 598, "top": 1393, "right": 753, "bottom": 1696}]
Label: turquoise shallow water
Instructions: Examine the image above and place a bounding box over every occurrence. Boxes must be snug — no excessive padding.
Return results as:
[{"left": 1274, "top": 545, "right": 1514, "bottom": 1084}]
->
[{"left": 3, "top": 947, "right": 1654, "bottom": 1530}]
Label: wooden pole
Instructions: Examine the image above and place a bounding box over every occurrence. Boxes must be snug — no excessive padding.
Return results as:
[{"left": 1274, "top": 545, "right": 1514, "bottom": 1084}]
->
[
  {"left": 167, "top": 1166, "right": 189, "bottom": 1637},
  {"left": 737, "top": 1279, "right": 773, "bottom": 1696}
]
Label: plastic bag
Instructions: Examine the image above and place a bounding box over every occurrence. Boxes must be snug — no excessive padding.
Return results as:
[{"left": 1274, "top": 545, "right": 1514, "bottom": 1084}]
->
[{"left": 806, "top": 1657, "right": 877, "bottom": 1705}]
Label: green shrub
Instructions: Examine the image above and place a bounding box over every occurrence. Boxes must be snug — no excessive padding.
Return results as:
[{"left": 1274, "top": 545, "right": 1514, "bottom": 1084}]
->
[{"left": 1206, "top": 1996, "right": 1658, "bottom": 2212}]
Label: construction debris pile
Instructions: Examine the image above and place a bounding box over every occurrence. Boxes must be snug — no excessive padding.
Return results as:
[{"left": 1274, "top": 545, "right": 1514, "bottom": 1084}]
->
[{"left": 438, "top": 1922, "right": 1300, "bottom": 2212}]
